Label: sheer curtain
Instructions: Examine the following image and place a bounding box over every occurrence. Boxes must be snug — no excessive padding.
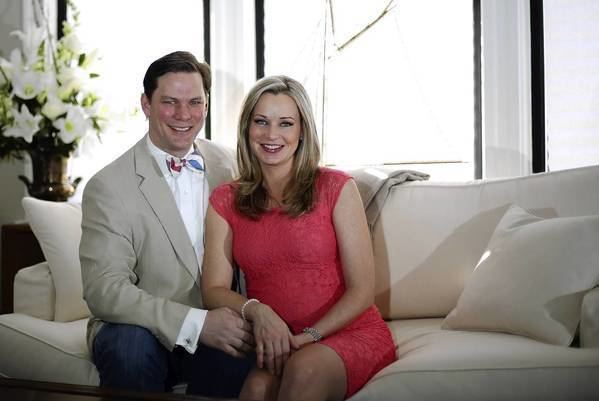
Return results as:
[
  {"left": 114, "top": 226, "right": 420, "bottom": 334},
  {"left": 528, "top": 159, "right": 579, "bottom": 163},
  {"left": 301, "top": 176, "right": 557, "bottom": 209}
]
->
[
  {"left": 209, "top": 0, "right": 256, "bottom": 149},
  {"left": 481, "top": 0, "right": 532, "bottom": 179}
]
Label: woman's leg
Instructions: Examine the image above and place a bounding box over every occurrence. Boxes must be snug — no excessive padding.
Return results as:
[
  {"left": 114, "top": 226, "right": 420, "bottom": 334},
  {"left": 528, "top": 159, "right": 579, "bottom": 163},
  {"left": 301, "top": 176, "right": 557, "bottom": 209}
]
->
[
  {"left": 240, "top": 367, "right": 280, "bottom": 401},
  {"left": 277, "top": 344, "right": 346, "bottom": 401}
]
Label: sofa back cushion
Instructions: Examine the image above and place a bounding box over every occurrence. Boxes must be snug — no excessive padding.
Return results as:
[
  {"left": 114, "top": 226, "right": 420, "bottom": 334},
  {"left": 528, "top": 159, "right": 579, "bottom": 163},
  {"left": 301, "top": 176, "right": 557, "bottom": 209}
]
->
[{"left": 371, "top": 164, "right": 599, "bottom": 319}]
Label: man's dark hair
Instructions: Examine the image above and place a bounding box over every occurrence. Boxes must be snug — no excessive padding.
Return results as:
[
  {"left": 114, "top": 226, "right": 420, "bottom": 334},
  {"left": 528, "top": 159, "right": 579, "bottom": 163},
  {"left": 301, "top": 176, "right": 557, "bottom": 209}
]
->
[{"left": 142, "top": 51, "right": 211, "bottom": 100}]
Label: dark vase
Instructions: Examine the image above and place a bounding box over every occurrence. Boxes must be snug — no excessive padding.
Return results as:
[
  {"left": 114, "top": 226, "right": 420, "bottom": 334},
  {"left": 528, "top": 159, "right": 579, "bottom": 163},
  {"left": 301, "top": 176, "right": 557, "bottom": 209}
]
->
[{"left": 18, "top": 149, "right": 82, "bottom": 202}]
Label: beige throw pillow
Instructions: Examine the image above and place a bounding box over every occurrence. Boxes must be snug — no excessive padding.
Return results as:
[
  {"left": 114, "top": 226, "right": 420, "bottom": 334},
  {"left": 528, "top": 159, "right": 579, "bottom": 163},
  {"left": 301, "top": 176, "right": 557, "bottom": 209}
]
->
[
  {"left": 580, "top": 287, "right": 599, "bottom": 348},
  {"left": 442, "top": 204, "right": 599, "bottom": 345},
  {"left": 22, "top": 197, "right": 90, "bottom": 322}
]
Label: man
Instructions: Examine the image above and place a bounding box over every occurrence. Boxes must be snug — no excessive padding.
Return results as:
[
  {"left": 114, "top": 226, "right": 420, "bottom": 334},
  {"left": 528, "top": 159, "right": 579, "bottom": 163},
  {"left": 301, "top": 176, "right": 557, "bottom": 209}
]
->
[{"left": 80, "top": 51, "right": 252, "bottom": 397}]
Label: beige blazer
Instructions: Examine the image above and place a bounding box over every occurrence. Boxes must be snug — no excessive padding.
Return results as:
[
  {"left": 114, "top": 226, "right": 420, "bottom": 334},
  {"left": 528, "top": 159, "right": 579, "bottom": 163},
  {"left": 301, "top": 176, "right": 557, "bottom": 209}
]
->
[{"left": 80, "top": 136, "right": 236, "bottom": 351}]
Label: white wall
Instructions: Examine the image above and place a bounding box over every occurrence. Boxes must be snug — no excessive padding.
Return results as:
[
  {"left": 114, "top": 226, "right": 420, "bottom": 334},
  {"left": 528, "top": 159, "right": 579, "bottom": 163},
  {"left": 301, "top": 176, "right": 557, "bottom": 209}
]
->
[
  {"left": 0, "top": 0, "right": 26, "bottom": 308},
  {"left": 0, "top": 0, "right": 26, "bottom": 226}
]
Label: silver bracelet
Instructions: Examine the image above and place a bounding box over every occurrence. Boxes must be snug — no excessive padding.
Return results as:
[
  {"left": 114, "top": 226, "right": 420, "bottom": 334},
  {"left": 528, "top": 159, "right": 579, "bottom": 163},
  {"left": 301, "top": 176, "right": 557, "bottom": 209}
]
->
[
  {"left": 302, "top": 327, "right": 323, "bottom": 342},
  {"left": 241, "top": 298, "right": 260, "bottom": 321}
]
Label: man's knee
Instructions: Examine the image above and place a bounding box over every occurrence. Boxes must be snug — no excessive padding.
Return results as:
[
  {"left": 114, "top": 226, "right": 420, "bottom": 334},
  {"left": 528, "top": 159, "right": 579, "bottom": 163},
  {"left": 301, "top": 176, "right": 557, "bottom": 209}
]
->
[
  {"left": 93, "top": 323, "right": 169, "bottom": 391},
  {"left": 185, "top": 345, "right": 253, "bottom": 397}
]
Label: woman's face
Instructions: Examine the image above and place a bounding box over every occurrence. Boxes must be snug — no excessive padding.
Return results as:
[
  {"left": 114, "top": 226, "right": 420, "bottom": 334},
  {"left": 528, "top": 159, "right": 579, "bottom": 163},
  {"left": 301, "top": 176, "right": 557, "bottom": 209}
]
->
[{"left": 248, "top": 92, "right": 301, "bottom": 172}]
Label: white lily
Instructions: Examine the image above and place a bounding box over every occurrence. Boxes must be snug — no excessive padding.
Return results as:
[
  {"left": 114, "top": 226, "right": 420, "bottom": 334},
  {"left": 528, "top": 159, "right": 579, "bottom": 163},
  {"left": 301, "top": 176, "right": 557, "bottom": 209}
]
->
[
  {"left": 57, "top": 65, "right": 89, "bottom": 98},
  {"left": 0, "top": 48, "right": 25, "bottom": 83},
  {"left": 85, "top": 100, "right": 110, "bottom": 132},
  {"left": 11, "top": 68, "right": 47, "bottom": 100},
  {"left": 0, "top": 1, "right": 109, "bottom": 162},
  {"left": 9, "top": 47, "right": 24, "bottom": 68},
  {"left": 3, "top": 104, "right": 43, "bottom": 143},
  {"left": 42, "top": 86, "right": 67, "bottom": 120},
  {"left": 0, "top": 54, "right": 13, "bottom": 84},
  {"left": 53, "top": 104, "right": 92, "bottom": 143},
  {"left": 80, "top": 48, "right": 101, "bottom": 70},
  {"left": 10, "top": 27, "right": 46, "bottom": 66},
  {"left": 60, "top": 32, "right": 84, "bottom": 56}
]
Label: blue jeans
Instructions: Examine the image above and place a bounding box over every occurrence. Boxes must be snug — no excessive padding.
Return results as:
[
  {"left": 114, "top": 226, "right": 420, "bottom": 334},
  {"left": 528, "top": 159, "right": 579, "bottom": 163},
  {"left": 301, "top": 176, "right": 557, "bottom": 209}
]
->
[{"left": 93, "top": 322, "right": 252, "bottom": 397}]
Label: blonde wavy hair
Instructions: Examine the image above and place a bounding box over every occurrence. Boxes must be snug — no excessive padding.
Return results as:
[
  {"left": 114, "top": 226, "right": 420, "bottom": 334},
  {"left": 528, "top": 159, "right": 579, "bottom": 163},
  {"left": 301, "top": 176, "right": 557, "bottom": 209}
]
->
[{"left": 235, "top": 75, "right": 321, "bottom": 218}]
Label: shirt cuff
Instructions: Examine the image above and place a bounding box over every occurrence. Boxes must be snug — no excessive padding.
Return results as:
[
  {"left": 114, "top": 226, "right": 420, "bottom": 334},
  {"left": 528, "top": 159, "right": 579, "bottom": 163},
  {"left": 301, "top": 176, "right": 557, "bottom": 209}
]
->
[{"left": 175, "top": 308, "right": 207, "bottom": 354}]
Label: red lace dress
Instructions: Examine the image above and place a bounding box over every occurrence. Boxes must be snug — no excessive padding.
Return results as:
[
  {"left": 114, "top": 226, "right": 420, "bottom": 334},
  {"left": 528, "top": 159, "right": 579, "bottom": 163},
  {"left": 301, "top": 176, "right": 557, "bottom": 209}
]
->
[{"left": 210, "top": 168, "right": 397, "bottom": 398}]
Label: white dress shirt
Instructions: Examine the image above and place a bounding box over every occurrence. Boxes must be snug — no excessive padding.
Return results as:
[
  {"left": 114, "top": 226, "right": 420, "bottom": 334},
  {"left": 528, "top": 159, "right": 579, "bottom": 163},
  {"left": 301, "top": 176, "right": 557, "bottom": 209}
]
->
[{"left": 147, "top": 135, "right": 208, "bottom": 354}]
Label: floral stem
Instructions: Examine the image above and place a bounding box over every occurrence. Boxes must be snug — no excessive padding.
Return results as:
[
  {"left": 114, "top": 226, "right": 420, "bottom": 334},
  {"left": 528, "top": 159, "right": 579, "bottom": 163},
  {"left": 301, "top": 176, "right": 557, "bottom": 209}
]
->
[
  {"left": 0, "top": 65, "right": 9, "bottom": 83},
  {"left": 33, "top": 0, "right": 60, "bottom": 75}
]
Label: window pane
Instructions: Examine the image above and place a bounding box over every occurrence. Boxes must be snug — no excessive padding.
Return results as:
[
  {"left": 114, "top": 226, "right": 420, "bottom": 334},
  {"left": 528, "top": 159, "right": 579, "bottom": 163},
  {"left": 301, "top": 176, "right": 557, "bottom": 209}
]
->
[
  {"left": 544, "top": 0, "right": 599, "bottom": 171},
  {"left": 70, "top": 1, "right": 204, "bottom": 197},
  {"left": 264, "top": 0, "right": 326, "bottom": 133},
  {"left": 264, "top": 0, "right": 475, "bottom": 180}
]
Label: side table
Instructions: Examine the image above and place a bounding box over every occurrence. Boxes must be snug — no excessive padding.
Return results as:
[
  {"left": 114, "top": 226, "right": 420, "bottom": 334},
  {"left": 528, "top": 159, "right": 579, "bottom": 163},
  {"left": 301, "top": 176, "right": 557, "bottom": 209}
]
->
[{"left": 1, "top": 223, "right": 45, "bottom": 314}]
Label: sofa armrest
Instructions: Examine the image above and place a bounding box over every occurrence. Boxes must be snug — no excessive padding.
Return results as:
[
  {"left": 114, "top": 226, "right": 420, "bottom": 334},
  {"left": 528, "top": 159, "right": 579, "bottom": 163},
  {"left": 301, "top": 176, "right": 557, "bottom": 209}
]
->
[
  {"left": 1, "top": 223, "right": 45, "bottom": 313},
  {"left": 14, "top": 261, "right": 55, "bottom": 321},
  {"left": 580, "top": 286, "right": 599, "bottom": 348}
]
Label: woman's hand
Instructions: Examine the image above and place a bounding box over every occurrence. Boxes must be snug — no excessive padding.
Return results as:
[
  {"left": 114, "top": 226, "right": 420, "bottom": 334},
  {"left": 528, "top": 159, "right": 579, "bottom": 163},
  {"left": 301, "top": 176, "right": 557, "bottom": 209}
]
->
[
  {"left": 290, "top": 332, "right": 314, "bottom": 351},
  {"left": 246, "top": 302, "right": 293, "bottom": 376}
]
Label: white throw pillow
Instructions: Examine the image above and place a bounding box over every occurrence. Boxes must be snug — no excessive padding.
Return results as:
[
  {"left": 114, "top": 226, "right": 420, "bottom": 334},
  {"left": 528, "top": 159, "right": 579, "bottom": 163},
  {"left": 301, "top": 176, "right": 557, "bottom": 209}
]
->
[
  {"left": 22, "top": 197, "right": 90, "bottom": 322},
  {"left": 442, "top": 204, "right": 599, "bottom": 345},
  {"left": 14, "top": 261, "right": 55, "bottom": 321}
]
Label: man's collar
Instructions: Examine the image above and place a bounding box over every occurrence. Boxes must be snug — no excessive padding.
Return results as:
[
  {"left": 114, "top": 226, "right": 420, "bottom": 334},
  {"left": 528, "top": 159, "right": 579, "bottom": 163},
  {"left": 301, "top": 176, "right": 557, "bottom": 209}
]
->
[{"left": 145, "top": 134, "right": 201, "bottom": 176}]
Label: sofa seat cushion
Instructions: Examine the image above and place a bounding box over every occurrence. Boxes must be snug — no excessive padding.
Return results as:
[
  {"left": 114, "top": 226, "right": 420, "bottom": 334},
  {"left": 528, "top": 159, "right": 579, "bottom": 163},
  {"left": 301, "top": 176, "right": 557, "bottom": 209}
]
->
[
  {"left": 0, "top": 313, "right": 98, "bottom": 385},
  {"left": 348, "top": 318, "right": 599, "bottom": 401}
]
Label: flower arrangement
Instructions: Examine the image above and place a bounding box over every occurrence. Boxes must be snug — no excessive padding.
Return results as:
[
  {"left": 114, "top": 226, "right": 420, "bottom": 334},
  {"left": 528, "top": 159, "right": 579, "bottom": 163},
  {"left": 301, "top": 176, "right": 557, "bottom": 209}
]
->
[{"left": 0, "top": 2, "right": 107, "bottom": 161}]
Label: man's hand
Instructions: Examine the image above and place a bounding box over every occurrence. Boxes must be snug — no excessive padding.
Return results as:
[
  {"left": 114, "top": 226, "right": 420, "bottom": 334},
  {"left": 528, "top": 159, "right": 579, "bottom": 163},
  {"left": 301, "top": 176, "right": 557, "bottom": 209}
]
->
[{"left": 199, "top": 307, "right": 254, "bottom": 357}]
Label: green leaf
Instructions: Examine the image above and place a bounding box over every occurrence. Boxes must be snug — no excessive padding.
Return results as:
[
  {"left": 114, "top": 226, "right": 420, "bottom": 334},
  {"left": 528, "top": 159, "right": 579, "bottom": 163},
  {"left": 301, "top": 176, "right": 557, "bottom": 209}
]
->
[{"left": 37, "top": 40, "right": 46, "bottom": 58}]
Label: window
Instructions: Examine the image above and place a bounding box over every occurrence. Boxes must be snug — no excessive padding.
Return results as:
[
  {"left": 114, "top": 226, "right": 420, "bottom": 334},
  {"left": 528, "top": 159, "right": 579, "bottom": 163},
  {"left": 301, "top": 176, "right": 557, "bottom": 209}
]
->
[
  {"left": 543, "top": 0, "right": 599, "bottom": 171},
  {"left": 264, "top": 0, "right": 477, "bottom": 180},
  {"left": 68, "top": 1, "right": 479, "bottom": 183},
  {"left": 68, "top": 0, "right": 205, "bottom": 198}
]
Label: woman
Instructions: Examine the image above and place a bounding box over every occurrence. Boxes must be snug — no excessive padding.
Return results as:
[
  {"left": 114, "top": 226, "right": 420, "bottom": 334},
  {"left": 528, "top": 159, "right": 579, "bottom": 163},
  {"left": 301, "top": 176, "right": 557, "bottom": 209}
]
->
[{"left": 202, "top": 75, "right": 396, "bottom": 401}]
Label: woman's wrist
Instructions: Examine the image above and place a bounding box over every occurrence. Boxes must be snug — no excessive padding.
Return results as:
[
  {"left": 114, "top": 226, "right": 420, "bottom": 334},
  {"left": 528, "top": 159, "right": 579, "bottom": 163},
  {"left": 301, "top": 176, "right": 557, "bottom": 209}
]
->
[
  {"left": 302, "top": 326, "right": 323, "bottom": 342},
  {"left": 241, "top": 298, "right": 260, "bottom": 321}
]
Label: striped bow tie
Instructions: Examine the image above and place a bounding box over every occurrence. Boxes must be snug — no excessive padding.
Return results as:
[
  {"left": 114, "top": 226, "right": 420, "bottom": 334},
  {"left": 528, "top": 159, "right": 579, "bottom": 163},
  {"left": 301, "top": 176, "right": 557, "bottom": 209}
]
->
[{"left": 166, "top": 152, "right": 204, "bottom": 177}]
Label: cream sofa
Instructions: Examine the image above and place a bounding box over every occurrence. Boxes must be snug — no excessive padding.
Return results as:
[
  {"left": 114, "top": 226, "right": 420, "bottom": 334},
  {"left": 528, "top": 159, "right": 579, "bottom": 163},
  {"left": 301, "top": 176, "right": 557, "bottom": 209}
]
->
[{"left": 1, "top": 164, "right": 598, "bottom": 401}]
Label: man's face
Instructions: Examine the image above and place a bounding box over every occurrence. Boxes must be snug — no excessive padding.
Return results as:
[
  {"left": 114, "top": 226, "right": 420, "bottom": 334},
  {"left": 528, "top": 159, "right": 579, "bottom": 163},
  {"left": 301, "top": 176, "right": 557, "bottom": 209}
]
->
[{"left": 141, "top": 72, "right": 208, "bottom": 157}]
